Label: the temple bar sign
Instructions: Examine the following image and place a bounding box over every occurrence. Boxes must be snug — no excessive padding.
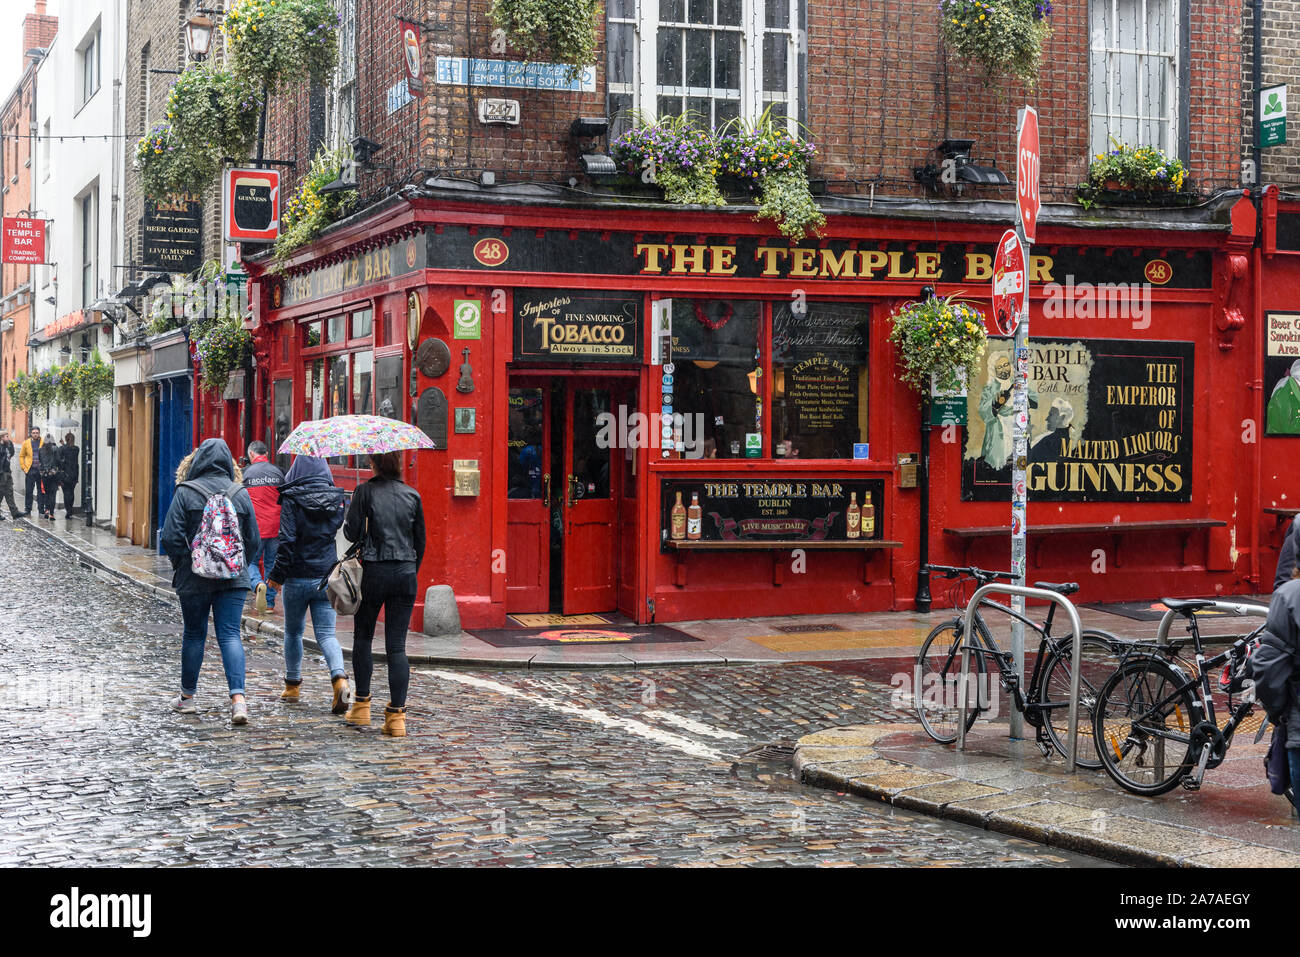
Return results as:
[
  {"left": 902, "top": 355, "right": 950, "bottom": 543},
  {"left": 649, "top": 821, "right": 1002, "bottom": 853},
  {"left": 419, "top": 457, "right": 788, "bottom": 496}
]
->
[{"left": 225, "top": 168, "right": 280, "bottom": 242}]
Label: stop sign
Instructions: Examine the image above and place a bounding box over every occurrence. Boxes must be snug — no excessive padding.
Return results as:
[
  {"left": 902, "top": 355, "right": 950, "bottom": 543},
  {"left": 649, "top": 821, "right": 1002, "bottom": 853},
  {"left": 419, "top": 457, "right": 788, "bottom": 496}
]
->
[
  {"left": 1016, "top": 106, "right": 1041, "bottom": 244},
  {"left": 990, "top": 229, "right": 1026, "bottom": 336}
]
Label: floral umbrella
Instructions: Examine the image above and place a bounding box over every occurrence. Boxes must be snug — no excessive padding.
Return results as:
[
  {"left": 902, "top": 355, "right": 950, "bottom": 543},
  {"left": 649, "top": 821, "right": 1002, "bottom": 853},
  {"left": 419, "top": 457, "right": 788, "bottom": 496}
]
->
[{"left": 278, "top": 414, "right": 436, "bottom": 456}]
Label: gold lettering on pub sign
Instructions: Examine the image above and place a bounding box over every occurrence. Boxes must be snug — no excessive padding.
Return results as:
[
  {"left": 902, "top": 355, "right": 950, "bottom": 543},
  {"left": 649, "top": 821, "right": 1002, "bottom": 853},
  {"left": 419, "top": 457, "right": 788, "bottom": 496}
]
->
[
  {"left": 633, "top": 243, "right": 1058, "bottom": 283},
  {"left": 285, "top": 247, "right": 399, "bottom": 306},
  {"left": 520, "top": 294, "right": 633, "bottom": 356}
]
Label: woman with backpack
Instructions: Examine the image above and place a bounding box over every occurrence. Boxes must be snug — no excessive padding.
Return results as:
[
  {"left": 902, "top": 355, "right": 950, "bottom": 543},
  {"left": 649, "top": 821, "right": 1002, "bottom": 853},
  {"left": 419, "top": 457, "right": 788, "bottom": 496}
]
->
[
  {"left": 265, "top": 455, "right": 351, "bottom": 713},
  {"left": 160, "top": 438, "right": 260, "bottom": 725},
  {"left": 342, "top": 450, "right": 425, "bottom": 736}
]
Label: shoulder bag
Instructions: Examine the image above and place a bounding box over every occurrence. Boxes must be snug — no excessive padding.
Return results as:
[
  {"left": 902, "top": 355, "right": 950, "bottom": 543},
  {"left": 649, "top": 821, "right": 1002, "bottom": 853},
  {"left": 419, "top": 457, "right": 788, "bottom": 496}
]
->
[{"left": 324, "top": 518, "right": 367, "bottom": 615}]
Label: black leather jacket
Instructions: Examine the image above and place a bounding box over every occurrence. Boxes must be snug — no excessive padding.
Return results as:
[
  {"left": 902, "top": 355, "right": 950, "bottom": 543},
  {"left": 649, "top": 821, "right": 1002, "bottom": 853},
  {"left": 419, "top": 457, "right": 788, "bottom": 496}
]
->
[{"left": 344, "top": 476, "right": 425, "bottom": 566}]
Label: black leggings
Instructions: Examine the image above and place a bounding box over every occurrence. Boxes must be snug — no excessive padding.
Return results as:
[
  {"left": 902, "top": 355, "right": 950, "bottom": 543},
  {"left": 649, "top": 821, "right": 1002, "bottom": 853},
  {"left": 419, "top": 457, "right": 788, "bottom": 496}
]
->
[{"left": 351, "top": 565, "right": 416, "bottom": 708}]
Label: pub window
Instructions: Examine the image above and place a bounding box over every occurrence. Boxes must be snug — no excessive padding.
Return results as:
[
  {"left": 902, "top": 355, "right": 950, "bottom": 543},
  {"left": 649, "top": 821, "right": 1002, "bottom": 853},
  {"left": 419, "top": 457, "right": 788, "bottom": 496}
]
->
[
  {"left": 350, "top": 307, "right": 372, "bottom": 340},
  {"left": 324, "top": 314, "right": 346, "bottom": 344},
  {"left": 771, "top": 301, "right": 869, "bottom": 459},
  {"left": 303, "top": 319, "right": 322, "bottom": 348},
  {"left": 375, "top": 354, "right": 403, "bottom": 420},
  {"left": 670, "top": 298, "right": 761, "bottom": 458},
  {"left": 305, "top": 359, "right": 324, "bottom": 420}
]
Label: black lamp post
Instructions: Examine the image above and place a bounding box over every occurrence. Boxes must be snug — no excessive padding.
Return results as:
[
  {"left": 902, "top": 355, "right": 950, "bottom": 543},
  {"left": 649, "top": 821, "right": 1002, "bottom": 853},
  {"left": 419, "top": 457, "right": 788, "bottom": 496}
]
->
[{"left": 915, "top": 285, "right": 936, "bottom": 613}]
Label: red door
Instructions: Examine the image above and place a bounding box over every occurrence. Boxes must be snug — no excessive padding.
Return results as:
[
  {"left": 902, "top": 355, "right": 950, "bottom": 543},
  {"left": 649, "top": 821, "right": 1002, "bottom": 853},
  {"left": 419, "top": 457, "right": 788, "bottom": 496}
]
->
[
  {"left": 505, "top": 382, "right": 552, "bottom": 612},
  {"left": 562, "top": 382, "right": 617, "bottom": 614}
]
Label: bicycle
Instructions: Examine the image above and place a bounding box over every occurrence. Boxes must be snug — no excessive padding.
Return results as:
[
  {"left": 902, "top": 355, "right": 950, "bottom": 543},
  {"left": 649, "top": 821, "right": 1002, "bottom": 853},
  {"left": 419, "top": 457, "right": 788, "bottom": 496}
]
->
[
  {"left": 1092, "top": 598, "right": 1266, "bottom": 796},
  {"left": 914, "top": 564, "right": 1128, "bottom": 769}
]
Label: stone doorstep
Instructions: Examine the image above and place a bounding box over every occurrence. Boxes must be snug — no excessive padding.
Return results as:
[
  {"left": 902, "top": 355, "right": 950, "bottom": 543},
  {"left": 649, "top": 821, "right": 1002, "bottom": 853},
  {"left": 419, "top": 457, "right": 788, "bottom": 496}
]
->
[{"left": 796, "top": 722, "right": 1291, "bottom": 867}]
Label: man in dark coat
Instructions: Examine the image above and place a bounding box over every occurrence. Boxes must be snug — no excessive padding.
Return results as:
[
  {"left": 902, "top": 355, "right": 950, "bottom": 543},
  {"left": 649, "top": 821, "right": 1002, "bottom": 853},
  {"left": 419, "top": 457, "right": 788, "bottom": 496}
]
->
[
  {"left": 1277, "top": 518, "right": 1300, "bottom": 590},
  {"left": 160, "top": 438, "right": 260, "bottom": 724},
  {"left": 57, "top": 433, "right": 79, "bottom": 518},
  {"left": 0, "top": 430, "right": 20, "bottom": 519}
]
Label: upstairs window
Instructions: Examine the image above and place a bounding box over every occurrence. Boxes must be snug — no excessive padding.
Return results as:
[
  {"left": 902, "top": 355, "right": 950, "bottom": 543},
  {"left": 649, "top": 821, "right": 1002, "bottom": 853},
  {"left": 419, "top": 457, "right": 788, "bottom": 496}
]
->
[
  {"left": 608, "top": 0, "right": 805, "bottom": 135},
  {"left": 78, "top": 27, "right": 101, "bottom": 109},
  {"left": 1089, "top": 0, "right": 1178, "bottom": 155}
]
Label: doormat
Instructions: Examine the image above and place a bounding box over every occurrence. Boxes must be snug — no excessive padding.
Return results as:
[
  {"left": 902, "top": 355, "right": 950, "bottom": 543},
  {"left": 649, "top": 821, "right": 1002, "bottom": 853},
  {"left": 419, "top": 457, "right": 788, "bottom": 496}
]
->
[
  {"left": 772, "top": 622, "right": 846, "bottom": 634},
  {"left": 1083, "top": 600, "right": 1246, "bottom": 622},
  {"left": 509, "top": 613, "right": 611, "bottom": 627},
  {"left": 468, "top": 625, "right": 703, "bottom": 647}
]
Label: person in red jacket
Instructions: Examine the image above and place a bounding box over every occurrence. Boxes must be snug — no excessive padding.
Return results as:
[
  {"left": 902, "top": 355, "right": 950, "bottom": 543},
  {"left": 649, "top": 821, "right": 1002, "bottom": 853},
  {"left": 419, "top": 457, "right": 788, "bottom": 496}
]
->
[{"left": 243, "top": 440, "right": 285, "bottom": 611}]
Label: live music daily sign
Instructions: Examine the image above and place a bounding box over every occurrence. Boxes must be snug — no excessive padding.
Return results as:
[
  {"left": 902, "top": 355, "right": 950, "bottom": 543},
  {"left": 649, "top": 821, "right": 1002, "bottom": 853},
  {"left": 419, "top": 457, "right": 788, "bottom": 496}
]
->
[{"left": 224, "top": 168, "right": 280, "bottom": 242}]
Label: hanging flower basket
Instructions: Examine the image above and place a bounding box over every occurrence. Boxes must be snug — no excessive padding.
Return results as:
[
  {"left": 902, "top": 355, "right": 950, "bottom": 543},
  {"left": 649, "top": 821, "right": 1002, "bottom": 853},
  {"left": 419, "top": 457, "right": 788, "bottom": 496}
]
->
[
  {"left": 940, "top": 0, "right": 1051, "bottom": 87},
  {"left": 135, "top": 123, "right": 221, "bottom": 199},
  {"left": 887, "top": 295, "right": 989, "bottom": 393},
  {"left": 52, "top": 365, "right": 80, "bottom": 408},
  {"left": 76, "top": 351, "right": 115, "bottom": 406},
  {"left": 195, "top": 319, "right": 254, "bottom": 395},
  {"left": 487, "top": 0, "right": 599, "bottom": 82},
  {"left": 5, "top": 371, "right": 35, "bottom": 411},
  {"left": 165, "top": 66, "right": 263, "bottom": 167},
  {"left": 222, "top": 0, "right": 340, "bottom": 95},
  {"left": 717, "top": 111, "right": 824, "bottom": 242},
  {"left": 274, "top": 145, "right": 359, "bottom": 262}
]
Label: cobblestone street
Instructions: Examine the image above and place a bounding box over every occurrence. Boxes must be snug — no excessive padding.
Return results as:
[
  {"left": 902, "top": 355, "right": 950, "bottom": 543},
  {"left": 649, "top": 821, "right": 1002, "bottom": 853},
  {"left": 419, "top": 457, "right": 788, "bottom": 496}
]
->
[{"left": 0, "top": 525, "right": 1108, "bottom": 867}]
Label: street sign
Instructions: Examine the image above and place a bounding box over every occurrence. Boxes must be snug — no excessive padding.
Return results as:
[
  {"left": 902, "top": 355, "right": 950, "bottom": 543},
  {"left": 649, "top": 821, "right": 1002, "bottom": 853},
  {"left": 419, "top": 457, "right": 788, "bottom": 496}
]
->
[
  {"left": 990, "top": 229, "right": 1026, "bottom": 336},
  {"left": 1262, "top": 84, "right": 1287, "bottom": 147},
  {"left": 224, "top": 168, "right": 280, "bottom": 242},
  {"left": 2, "top": 217, "right": 46, "bottom": 264},
  {"left": 1016, "top": 106, "right": 1041, "bottom": 244}
]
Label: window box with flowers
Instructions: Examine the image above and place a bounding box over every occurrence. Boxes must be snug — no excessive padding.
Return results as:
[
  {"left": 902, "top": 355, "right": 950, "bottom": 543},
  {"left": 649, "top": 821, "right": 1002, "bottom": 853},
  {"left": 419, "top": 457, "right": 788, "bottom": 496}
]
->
[
  {"left": 717, "top": 112, "right": 825, "bottom": 242},
  {"left": 887, "top": 295, "right": 988, "bottom": 394},
  {"left": 1077, "top": 141, "right": 1193, "bottom": 208},
  {"left": 940, "top": 0, "right": 1051, "bottom": 87},
  {"left": 610, "top": 115, "right": 726, "bottom": 208},
  {"left": 273, "top": 145, "right": 359, "bottom": 262}
]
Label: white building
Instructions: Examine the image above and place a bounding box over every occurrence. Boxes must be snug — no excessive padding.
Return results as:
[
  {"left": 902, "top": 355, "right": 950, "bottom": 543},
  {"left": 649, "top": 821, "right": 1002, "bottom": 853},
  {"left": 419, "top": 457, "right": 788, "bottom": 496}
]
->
[{"left": 30, "top": 0, "right": 127, "bottom": 525}]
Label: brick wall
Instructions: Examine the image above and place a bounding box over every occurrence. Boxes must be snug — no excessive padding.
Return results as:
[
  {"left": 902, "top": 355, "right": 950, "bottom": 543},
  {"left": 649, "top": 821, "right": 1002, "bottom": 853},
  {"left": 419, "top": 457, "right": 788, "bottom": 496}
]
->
[
  {"left": 1242, "top": 0, "right": 1300, "bottom": 185},
  {"left": 122, "top": 0, "right": 228, "bottom": 280}
]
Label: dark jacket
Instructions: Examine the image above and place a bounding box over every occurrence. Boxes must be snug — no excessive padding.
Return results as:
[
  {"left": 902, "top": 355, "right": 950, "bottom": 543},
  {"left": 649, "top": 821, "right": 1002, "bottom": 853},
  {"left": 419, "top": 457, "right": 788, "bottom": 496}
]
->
[
  {"left": 160, "top": 438, "right": 260, "bottom": 594},
  {"left": 58, "top": 444, "right": 79, "bottom": 486},
  {"left": 344, "top": 475, "right": 425, "bottom": 567},
  {"left": 269, "top": 456, "right": 344, "bottom": 583},
  {"left": 1251, "top": 579, "right": 1300, "bottom": 740},
  {"left": 36, "top": 442, "right": 60, "bottom": 477},
  {"left": 1276, "top": 518, "right": 1299, "bottom": 590},
  {"left": 243, "top": 456, "right": 285, "bottom": 538},
  {"left": 0, "top": 440, "right": 13, "bottom": 475}
]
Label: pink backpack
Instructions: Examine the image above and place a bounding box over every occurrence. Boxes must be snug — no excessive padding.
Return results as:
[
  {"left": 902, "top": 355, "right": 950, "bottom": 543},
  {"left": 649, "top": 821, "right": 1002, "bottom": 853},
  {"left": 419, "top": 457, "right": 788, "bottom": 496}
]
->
[{"left": 181, "top": 480, "right": 247, "bottom": 580}]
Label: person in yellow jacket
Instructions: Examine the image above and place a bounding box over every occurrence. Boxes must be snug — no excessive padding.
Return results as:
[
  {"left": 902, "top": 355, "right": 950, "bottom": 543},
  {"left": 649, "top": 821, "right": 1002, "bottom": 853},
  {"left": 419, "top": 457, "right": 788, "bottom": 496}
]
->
[{"left": 18, "top": 426, "right": 41, "bottom": 517}]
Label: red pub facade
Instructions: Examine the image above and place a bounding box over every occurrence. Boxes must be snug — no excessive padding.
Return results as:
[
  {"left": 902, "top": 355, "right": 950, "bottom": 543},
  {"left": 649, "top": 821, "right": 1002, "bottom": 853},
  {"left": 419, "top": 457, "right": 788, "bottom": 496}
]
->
[{"left": 237, "top": 183, "right": 1282, "bottom": 631}]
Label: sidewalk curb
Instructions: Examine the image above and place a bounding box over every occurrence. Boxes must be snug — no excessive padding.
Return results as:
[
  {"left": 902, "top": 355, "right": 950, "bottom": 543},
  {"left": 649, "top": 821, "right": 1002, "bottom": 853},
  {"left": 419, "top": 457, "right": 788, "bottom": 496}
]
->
[
  {"left": 25, "top": 519, "right": 736, "bottom": 670},
  {"left": 794, "top": 725, "right": 1300, "bottom": 868}
]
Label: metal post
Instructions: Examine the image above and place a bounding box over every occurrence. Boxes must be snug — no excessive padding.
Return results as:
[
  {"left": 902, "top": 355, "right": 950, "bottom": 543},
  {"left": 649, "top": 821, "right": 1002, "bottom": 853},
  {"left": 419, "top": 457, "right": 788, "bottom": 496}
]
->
[
  {"left": 916, "top": 393, "right": 932, "bottom": 612},
  {"left": 958, "top": 584, "right": 1083, "bottom": 772}
]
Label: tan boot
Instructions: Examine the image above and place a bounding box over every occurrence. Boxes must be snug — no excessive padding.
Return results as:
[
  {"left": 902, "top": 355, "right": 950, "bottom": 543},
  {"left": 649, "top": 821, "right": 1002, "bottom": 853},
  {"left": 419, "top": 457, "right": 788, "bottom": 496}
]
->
[
  {"left": 345, "top": 695, "right": 371, "bottom": 726},
  {"left": 281, "top": 680, "right": 301, "bottom": 702},
  {"left": 331, "top": 676, "right": 352, "bottom": 716},
  {"left": 382, "top": 704, "right": 407, "bottom": 737}
]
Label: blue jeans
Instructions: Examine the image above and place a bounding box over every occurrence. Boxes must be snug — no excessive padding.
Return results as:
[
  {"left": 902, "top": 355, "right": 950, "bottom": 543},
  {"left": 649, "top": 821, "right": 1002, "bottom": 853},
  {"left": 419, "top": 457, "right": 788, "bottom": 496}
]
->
[
  {"left": 282, "top": 577, "right": 345, "bottom": 683},
  {"left": 179, "top": 588, "right": 248, "bottom": 697},
  {"left": 248, "top": 536, "right": 279, "bottom": 606}
]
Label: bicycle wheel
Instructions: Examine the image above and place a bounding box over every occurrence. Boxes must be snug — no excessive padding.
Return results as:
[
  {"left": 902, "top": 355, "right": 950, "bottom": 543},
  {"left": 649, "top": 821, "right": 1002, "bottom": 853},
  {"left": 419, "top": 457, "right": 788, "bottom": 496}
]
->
[
  {"left": 1039, "top": 630, "right": 1125, "bottom": 770},
  {"left": 915, "top": 619, "right": 988, "bottom": 743},
  {"left": 1093, "top": 656, "right": 1197, "bottom": 796}
]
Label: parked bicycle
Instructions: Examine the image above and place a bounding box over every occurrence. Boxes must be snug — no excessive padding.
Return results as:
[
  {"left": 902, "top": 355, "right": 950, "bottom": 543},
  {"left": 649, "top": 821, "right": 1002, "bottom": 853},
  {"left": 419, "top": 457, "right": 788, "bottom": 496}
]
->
[
  {"left": 1092, "top": 598, "right": 1266, "bottom": 796},
  {"left": 915, "top": 564, "right": 1127, "bottom": 769}
]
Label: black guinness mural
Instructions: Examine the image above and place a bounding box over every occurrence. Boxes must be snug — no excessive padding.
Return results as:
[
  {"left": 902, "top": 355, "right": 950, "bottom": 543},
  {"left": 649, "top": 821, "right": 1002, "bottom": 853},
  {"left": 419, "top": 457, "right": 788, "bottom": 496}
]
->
[
  {"left": 513, "top": 289, "right": 641, "bottom": 363},
  {"left": 660, "top": 476, "right": 884, "bottom": 550},
  {"left": 962, "top": 338, "right": 1193, "bottom": 502},
  {"left": 142, "top": 194, "right": 203, "bottom": 273}
]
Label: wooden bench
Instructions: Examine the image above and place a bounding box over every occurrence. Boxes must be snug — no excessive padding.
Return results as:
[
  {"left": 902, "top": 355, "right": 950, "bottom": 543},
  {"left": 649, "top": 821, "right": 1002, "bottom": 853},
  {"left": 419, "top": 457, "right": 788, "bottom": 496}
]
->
[
  {"left": 664, "top": 539, "right": 902, "bottom": 586},
  {"left": 943, "top": 519, "right": 1225, "bottom": 568}
]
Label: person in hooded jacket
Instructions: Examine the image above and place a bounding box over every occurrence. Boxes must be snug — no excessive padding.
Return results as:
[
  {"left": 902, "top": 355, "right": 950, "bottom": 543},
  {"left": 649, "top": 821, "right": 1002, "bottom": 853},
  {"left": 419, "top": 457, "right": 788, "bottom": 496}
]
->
[
  {"left": 266, "top": 455, "right": 351, "bottom": 713},
  {"left": 160, "top": 438, "right": 260, "bottom": 725},
  {"left": 36, "top": 433, "right": 60, "bottom": 520}
]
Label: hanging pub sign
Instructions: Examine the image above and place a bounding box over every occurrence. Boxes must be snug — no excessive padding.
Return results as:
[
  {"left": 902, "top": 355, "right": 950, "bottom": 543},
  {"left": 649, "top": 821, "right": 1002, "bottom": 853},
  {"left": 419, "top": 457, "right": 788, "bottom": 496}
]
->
[
  {"left": 514, "top": 289, "right": 641, "bottom": 363},
  {"left": 659, "top": 476, "right": 884, "bottom": 550},
  {"left": 962, "top": 338, "right": 1193, "bottom": 502},
  {"left": 1265, "top": 312, "right": 1300, "bottom": 435},
  {"left": 399, "top": 18, "right": 425, "bottom": 97},
  {"left": 2, "top": 216, "right": 46, "bottom": 264},
  {"left": 141, "top": 194, "right": 203, "bottom": 273},
  {"left": 224, "top": 167, "right": 280, "bottom": 242}
]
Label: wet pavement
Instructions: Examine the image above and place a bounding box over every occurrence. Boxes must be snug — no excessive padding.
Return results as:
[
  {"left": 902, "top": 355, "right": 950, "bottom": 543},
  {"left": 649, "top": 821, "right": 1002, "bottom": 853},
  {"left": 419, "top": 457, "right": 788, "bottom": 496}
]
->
[{"left": 0, "top": 521, "right": 1111, "bottom": 867}]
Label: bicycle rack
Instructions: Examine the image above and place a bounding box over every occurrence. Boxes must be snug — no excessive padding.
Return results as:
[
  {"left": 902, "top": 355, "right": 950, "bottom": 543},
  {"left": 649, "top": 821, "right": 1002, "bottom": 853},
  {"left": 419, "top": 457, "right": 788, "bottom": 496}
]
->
[
  {"left": 957, "top": 584, "right": 1085, "bottom": 773},
  {"left": 1153, "top": 600, "right": 1268, "bottom": 645}
]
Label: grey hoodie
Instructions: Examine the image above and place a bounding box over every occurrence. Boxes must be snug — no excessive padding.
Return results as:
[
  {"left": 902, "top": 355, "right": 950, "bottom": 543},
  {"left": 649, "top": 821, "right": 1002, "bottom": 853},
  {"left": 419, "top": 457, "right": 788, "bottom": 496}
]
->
[{"left": 160, "top": 438, "right": 261, "bottom": 594}]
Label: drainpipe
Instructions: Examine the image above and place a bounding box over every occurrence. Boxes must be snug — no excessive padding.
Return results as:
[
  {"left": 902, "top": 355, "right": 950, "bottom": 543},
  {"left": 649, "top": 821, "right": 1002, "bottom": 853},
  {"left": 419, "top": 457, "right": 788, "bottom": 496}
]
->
[{"left": 1251, "top": 0, "right": 1264, "bottom": 590}]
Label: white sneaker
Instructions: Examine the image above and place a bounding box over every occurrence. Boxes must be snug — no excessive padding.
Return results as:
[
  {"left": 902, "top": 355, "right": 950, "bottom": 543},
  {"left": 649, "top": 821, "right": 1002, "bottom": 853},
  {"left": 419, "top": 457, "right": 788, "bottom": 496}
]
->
[
  {"left": 231, "top": 699, "right": 249, "bottom": 725},
  {"left": 171, "top": 694, "right": 197, "bottom": 714},
  {"left": 254, "top": 582, "right": 268, "bottom": 614}
]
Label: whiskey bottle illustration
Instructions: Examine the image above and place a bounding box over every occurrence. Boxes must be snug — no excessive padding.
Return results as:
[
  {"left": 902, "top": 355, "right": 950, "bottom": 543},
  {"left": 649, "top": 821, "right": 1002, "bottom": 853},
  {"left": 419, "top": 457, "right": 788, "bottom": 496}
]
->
[
  {"left": 846, "top": 492, "right": 861, "bottom": 539},
  {"left": 671, "top": 491, "right": 687, "bottom": 540},
  {"left": 863, "top": 493, "right": 876, "bottom": 537},
  {"left": 687, "top": 492, "right": 702, "bottom": 540}
]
